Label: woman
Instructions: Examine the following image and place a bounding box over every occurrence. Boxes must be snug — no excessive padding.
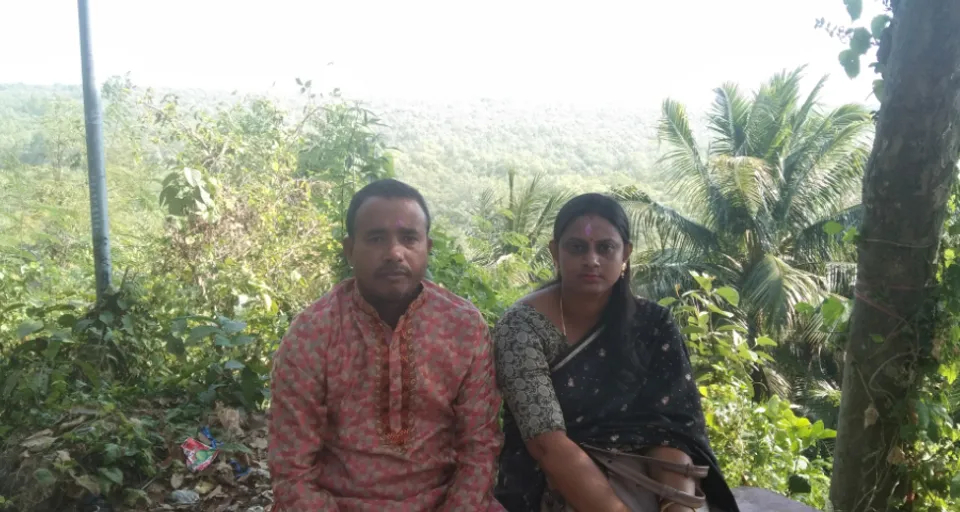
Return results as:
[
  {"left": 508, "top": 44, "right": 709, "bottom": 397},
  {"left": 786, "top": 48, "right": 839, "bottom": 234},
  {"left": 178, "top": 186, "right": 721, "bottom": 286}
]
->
[{"left": 493, "top": 193, "right": 738, "bottom": 512}]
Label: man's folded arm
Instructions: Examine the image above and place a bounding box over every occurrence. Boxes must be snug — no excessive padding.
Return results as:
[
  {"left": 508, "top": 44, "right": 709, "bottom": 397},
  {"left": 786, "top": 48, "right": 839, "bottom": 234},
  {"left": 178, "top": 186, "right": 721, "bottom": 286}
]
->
[{"left": 268, "top": 313, "right": 339, "bottom": 512}]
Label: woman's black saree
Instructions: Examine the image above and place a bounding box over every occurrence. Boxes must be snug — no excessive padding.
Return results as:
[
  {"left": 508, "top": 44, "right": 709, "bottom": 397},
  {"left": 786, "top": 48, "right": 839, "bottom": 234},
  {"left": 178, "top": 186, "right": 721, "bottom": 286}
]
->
[{"left": 492, "top": 299, "right": 739, "bottom": 512}]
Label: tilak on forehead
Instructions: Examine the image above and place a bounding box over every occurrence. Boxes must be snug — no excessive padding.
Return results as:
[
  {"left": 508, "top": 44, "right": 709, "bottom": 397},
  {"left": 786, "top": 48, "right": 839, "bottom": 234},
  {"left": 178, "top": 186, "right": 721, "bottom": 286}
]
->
[{"left": 584, "top": 222, "right": 593, "bottom": 238}]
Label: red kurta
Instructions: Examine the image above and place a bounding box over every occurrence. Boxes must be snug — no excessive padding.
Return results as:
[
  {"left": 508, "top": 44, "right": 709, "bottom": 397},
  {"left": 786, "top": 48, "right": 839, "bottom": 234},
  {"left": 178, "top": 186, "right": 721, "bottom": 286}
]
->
[{"left": 268, "top": 279, "right": 504, "bottom": 511}]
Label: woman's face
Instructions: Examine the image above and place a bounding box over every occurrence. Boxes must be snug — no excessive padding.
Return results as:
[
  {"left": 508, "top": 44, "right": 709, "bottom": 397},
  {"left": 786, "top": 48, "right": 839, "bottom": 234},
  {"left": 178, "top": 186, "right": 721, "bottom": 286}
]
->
[{"left": 551, "top": 214, "right": 632, "bottom": 296}]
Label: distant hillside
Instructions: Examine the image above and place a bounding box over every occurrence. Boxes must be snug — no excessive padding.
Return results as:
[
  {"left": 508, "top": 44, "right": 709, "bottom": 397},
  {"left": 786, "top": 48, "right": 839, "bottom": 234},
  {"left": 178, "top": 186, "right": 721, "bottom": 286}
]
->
[{"left": 0, "top": 82, "right": 679, "bottom": 230}]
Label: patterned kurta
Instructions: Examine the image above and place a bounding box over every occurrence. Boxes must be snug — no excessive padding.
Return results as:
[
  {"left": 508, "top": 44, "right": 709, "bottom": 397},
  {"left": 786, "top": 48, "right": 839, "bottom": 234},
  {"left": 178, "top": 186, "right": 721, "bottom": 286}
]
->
[{"left": 268, "top": 279, "right": 504, "bottom": 512}]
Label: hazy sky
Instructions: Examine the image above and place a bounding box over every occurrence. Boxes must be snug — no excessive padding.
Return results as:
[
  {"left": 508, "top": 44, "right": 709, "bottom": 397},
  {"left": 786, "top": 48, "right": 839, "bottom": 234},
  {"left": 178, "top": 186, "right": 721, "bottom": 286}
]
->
[{"left": 0, "top": 0, "right": 883, "bottom": 109}]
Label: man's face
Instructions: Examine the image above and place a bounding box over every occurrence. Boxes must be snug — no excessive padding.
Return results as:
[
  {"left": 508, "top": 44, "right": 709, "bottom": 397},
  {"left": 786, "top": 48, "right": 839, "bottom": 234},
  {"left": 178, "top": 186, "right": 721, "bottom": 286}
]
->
[{"left": 344, "top": 197, "right": 432, "bottom": 304}]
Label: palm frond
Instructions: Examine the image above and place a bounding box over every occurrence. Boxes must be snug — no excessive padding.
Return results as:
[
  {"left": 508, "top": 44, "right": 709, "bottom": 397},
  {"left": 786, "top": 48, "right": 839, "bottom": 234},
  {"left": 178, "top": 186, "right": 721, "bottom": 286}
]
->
[
  {"left": 792, "top": 74, "right": 828, "bottom": 134},
  {"left": 614, "top": 185, "right": 719, "bottom": 256},
  {"left": 630, "top": 248, "right": 738, "bottom": 302},
  {"left": 777, "top": 106, "right": 871, "bottom": 230},
  {"left": 745, "top": 67, "right": 805, "bottom": 159},
  {"left": 711, "top": 155, "right": 779, "bottom": 220},
  {"left": 788, "top": 204, "right": 863, "bottom": 263},
  {"left": 708, "top": 83, "right": 751, "bottom": 157},
  {"left": 657, "top": 99, "right": 729, "bottom": 226},
  {"left": 741, "top": 254, "right": 827, "bottom": 332}
]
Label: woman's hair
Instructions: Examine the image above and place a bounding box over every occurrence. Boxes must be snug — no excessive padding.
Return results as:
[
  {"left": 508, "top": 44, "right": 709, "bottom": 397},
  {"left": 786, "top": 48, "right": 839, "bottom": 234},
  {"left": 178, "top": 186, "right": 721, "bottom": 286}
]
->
[{"left": 549, "top": 193, "right": 637, "bottom": 344}]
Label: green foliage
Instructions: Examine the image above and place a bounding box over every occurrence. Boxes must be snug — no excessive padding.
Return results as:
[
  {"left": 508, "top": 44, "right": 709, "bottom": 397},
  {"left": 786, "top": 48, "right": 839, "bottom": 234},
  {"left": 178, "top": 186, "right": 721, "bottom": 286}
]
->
[{"left": 668, "top": 274, "right": 835, "bottom": 508}]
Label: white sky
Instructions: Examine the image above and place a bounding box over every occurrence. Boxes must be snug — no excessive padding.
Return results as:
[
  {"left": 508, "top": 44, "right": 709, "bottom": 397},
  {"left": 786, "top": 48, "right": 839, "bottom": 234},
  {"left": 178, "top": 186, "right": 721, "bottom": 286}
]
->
[{"left": 0, "top": 0, "right": 883, "bottom": 109}]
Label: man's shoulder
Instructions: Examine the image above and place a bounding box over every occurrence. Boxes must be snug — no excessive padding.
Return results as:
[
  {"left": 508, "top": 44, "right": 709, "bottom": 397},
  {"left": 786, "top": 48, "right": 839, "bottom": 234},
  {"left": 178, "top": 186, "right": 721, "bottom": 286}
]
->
[
  {"left": 422, "top": 281, "right": 485, "bottom": 325},
  {"left": 300, "top": 280, "right": 353, "bottom": 315}
]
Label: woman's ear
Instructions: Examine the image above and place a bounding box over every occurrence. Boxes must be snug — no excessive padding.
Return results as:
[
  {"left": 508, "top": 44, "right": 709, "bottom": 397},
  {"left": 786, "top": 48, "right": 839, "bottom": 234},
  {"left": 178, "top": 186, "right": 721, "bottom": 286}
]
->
[{"left": 623, "top": 241, "right": 633, "bottom": 263}]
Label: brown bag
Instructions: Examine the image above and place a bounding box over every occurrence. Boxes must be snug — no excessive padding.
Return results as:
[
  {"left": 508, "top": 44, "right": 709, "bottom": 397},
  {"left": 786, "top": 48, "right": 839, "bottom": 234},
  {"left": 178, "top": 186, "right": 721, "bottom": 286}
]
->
[{"left": 540, "top": 444, "right": 710, "bottom": 512}]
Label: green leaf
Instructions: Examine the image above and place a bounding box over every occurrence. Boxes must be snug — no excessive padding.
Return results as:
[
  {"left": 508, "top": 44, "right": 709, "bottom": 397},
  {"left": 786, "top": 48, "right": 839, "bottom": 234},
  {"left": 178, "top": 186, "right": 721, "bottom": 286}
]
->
[
  {"left": 755, "top": 336, "right": 778, "bottom": 347},
  {"left": 690, "top": 272, "right": 713, "bottom": 292},
  {"left": 657, "top": 297, "right": 678, "bottom": 307},
  {"left": 849, "top": 28, "right": 872, "bottom": 54},
  {"left": 680, "top": 326, "right": 706, "bottom": 335},
  {"left": 34, "top": 468, "right": 57, "bottom": 487},
  {"left": 707, "top": 303, "right": 734, "bottom": 318},
  {"left": 715, "top": 287, "right": 740, "bottom": 307},
  {"left": 842, "top": 226, "right": 860, "bottom": 243},
  {"left": 870, "top": 14, "right": 891, "bottom": 37},
  {"left": 224, "top": 360, "right": 245, "bottom": 370},
  {"left": 821, "top": 297, "right": 846, "bottom": 325},
  {"left": 844, "top": 0, "right": 862, "bottom": 21},
  {"left": 16, "top": 320, "right": 43, "bottom": 339},
  {"left": 839, "top": 49, "right": 861, "bottom": 79},
  {"left": 871, "top": 334, "right": 885, "bottom": 344},
  {"left": 103, "top": 443, "right": 122, "bottom": 464},
  {"left": 77, "top": 361, "right": 102, "bottom": 388},
  {"left": 214, "top": 334, "right": 232, "bottom": 347},
  {"left": 939, "top": 363, "right": 959, "bottom": 385},
  {"left": 186, "top": 325, "right": 220, "bottom": 344},
  {"left": 233, "top": 335, "right": 256, "bottom": 346},
  {"left": 98, "top": 311, "right": 114, "bottom": 325},
  {"left": 43, "top": 339, "right": 62, "bottom": 361},
  {"left": 98, "top": 467, "right": 124, "bottom": 485},
  {"left": 219, "top": 318, "right": 246, "bottom": 335},
  {"left": 823, "top": 221, "right": 844, "bottom": 236},
  {"left": 950, "top": 473, "right": 960, "bottom": 498},
  {"left": 915, "top": 400, "right": 931, "bottom": 430},
  {"left": 872, "top": 79, "right": 885, "bottom": 101},
  {"left": 788, "top": 474, "right": 812, "bottom": 494},
  {"left": 716, "top": 325, "right": 746, "bottom": 333}
]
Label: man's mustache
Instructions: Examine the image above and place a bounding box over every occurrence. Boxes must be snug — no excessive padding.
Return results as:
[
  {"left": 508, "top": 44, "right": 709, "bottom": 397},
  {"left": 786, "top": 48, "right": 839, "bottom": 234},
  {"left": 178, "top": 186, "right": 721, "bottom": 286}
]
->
[{"left": 374, "top": 265, "right": 412, "bottom": 277}]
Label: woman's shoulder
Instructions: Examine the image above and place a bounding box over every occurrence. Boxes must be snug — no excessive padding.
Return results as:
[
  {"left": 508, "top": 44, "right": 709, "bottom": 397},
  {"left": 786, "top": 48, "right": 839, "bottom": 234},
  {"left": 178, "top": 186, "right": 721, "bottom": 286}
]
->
[{"left": 500, "top": 287, "right": 557, "bottom": 322}]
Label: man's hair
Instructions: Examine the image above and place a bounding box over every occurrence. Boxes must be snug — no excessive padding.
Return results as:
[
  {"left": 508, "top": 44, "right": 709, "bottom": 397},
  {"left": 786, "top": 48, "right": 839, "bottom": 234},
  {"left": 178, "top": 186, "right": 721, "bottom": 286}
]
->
[{"left": 345, "top": 179, "right": 432, "bottom": 237}]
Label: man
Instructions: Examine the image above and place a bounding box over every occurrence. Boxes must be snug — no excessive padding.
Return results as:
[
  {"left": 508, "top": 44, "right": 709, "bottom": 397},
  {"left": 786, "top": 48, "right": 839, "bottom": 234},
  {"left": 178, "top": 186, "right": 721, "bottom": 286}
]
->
[{"left": 268, "top": 179, "right": 504, "bottom": 511}]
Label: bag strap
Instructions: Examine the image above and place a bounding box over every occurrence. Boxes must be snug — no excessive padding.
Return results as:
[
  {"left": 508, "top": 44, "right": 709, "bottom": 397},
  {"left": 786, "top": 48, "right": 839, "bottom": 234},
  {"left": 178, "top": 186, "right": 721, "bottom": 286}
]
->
[
  {"left": 583, "top": 444, "right": 709, "bottom": 478},
  {"left": 582, "top": 444, "right": 708, "bottom": 510}
]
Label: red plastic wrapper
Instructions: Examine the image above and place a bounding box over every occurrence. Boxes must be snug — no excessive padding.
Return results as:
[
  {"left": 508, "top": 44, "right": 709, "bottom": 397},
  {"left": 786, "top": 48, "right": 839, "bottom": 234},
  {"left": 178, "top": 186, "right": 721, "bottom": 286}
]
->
[{"left": 181, "top": 436, "right": 219, "bottom": 472}]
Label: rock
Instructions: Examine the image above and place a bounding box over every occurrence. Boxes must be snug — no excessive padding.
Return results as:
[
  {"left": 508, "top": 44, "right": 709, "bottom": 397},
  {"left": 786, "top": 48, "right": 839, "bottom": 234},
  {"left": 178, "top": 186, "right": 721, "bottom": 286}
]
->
[
  {"left": 246, "top": 507, "right": 265, "bottom": 512},
  {"left": 732, "top": 487, "right": 820, "bottom": 512},
  {"left": 169, "top": 489, "right": 201, "bottom": 505}
]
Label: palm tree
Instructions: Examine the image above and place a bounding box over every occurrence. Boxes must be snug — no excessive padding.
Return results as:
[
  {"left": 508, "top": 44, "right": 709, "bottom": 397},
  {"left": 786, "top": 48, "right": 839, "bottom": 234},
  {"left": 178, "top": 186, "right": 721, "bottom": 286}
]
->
[
  {"left": 469, "top": 168, "right": 572, "bottom": 287},
  {"left": 617, "top": 67, "right": 872, "bottom": 395}
]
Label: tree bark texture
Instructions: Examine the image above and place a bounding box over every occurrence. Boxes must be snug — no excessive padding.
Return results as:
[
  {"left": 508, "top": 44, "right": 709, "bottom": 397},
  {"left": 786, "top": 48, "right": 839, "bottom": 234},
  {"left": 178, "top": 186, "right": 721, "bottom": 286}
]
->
[{"left": 830, "top": 2, "right": 960, "bottom": 511}]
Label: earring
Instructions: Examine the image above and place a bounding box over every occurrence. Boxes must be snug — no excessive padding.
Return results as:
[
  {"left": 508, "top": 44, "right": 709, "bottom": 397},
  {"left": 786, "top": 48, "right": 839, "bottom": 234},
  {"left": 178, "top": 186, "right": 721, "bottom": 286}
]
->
[{"left": 621, "top": 263, "right": 627, "bottom": 278}]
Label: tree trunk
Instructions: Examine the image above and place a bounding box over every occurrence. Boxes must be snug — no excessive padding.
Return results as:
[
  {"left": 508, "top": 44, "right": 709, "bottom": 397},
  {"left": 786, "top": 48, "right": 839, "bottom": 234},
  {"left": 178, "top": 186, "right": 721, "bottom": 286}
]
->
[{"left": 830, "top": 3, "right": 960, "bottom": 512}]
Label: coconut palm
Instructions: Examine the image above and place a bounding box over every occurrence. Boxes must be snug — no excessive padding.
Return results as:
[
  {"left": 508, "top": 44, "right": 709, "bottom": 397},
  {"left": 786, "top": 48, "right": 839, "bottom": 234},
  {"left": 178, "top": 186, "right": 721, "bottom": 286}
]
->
[{"left": 617, "top": 67, "right": 872, "bottom": 365}]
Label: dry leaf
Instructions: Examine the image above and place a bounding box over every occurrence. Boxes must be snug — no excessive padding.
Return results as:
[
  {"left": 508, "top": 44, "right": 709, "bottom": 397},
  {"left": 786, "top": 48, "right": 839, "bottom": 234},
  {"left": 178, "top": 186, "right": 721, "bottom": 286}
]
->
[
  {"left": 73, "top": 474, "right": 101, "bottom": 495},
  {"left": 863, "top": 403, "right": 879, "bottom": 428},
  {"left": 21, "top": 430, "right": 57, "bottom": 451},
  {"left": 58, "top": 415, "right": 87, "bottom": 431},
  {"left": 216, "top": 402, "right": 243, "bottom": 438},
  {"left": 206, "top": 485, "right": 224, "bottom": 500},
  {"left": 55, "top": 450, "right": 71, "bottom": 463},
  {"left": 250, "top": 437, "right": 268, "bottom": 450},
  {"left": 887, "top": 446, "right": 906, "bottom": 465},
  {"left": 195, "top": 480, "right": 216, "bottom": 495},
  {"left": 171, "top": 472, "right": 184, "bottom": 489}
]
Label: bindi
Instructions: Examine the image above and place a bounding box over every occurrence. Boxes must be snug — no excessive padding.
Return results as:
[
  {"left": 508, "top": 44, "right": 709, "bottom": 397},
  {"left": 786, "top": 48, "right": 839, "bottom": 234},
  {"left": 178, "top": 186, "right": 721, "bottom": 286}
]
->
[{"left": 584, "top": 222, "right": 594, "bottom": 240}]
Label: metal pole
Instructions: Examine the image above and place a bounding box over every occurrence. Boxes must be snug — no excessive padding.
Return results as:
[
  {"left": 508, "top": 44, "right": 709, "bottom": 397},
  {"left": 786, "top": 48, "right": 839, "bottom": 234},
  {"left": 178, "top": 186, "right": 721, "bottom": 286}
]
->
[{"left": 77, "top": 0, "right": 112, "bottom": 299}]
